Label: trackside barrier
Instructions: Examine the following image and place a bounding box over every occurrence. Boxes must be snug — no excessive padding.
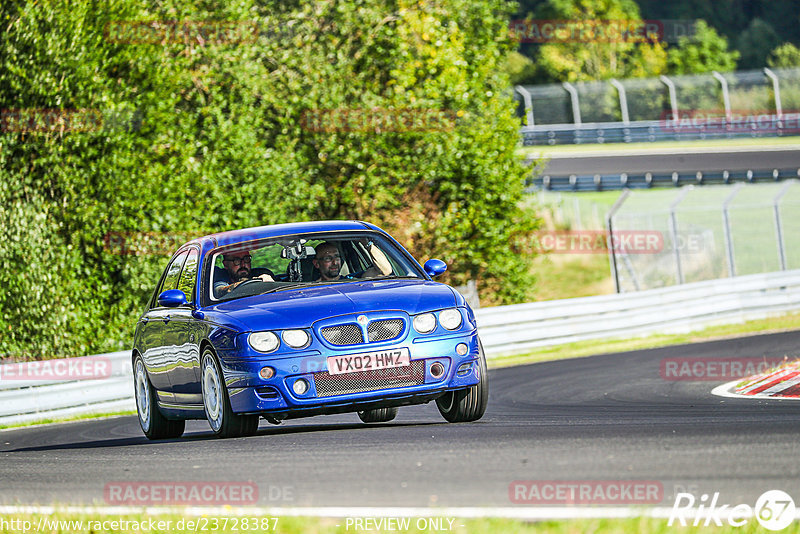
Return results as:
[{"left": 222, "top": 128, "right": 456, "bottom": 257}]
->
[
  {"left": 474, "top": 270, "right": 800, "bottom": 355},
  {"left": 2, "top": 269, "right": 799, "bottom": 425},
  {"left": 0, "top": 352, "right": 134, "bottom": 426}
]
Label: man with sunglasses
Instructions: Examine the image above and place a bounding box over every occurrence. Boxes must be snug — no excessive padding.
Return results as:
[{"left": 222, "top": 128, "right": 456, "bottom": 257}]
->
[{"left": 213, "top": 250, "right": 274, "bottom": 297}]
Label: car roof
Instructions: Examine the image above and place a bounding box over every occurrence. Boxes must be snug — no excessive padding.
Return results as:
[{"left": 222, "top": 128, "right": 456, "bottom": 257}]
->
[{"left": 187, "top": 220, "right": 379, "bottom": 250}]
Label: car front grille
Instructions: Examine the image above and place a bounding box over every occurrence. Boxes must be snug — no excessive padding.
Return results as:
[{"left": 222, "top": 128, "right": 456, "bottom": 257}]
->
[
  {"left": 367, "top": 319, "right": 404, "bottom": 342},
  {"left": 313, "top": 360, "right": 425, "bottom": 397},
  {"left": 320, "top": 324, "right": 363, "bottom": 345}
]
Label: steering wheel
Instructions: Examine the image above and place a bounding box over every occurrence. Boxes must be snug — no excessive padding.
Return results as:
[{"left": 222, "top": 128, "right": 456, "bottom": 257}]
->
[{"left": 227, "top": 278, "right": 268, "bottom": 296}]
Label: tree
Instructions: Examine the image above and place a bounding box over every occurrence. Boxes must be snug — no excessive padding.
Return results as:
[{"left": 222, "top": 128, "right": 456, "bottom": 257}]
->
[
  {"left": 666, "top": 20, "right": 739, "bottom": 74},
  {"left": 530, "top": 0, "right": 668, "bottom": 82},
  {"left": 768, "top": 43, "right": 800, "bottom": 68},
  {"left": 736, "top": 18, "right": 781, "bottom": 69},
  {"left": 502, "top": 51, "right": 538, "bottom": 84},
  {"left": 0, "top": 0, "right": 539, "bottom": 358}
]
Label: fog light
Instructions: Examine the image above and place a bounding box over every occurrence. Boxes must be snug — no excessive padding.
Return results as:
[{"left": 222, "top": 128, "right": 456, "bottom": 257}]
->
[
  {"left": 292, "top": 378, "right": 309, "bottom": 396},
  {"left": 430, "top": 362, "right": 445, "bottom": 379},
  {"left": 259, "top": 366, "right": 275, "bottom": 380},
  {"left": 456, "top": 343, "right": 468, "bottom": 356}
]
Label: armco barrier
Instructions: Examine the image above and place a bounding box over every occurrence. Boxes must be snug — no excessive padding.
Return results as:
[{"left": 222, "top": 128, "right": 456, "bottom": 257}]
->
[
  {"left": 475, "top": 270, "right": 800, "bottom": 355},
  {"left": 0, "top": 352, "right": 134, "bottom": 426},
  {"left": 2, "top": 269, "right": 799, "bottom": 425}
]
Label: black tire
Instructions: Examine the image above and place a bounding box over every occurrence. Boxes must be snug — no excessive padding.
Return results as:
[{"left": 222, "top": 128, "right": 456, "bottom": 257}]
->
[
  {"left": 134, "top": 355, "right": 185, "bottom": 440},
  {"left": 357, "top": 407, "right": 398, "bottom": 423},
  {"left": 436, "top": 339, "right": 489, "bottom": 423},
  {"left": 201, "top": 349, "right": 259, "bottom": 438}
]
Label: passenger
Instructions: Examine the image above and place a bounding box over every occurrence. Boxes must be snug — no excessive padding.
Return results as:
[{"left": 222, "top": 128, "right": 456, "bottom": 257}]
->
[{"left": 312, "top": 241, "right": 392, "bottom": 282}]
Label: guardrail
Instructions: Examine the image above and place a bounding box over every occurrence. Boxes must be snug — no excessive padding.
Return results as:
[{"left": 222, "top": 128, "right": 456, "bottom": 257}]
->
[
  {"left": 532, "top": 168, "right": 800, "bottom": 192},
  {"left": 2, "top": 269, "right": 799, "bottom": 425},
  {"left": 519, "top": 116, "right": 800, "bottom": 146}
]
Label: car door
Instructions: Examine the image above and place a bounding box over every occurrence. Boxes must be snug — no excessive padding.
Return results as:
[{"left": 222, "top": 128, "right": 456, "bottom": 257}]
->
[
  {"left": 139, "top": 250, "right": 188, "bottom": 399},
  {"left": 168, "top": 246, "right": 204, "bottom": 407}
]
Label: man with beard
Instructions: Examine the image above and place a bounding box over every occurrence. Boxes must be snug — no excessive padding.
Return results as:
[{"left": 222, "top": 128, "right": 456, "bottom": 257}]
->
[
  {"left": 213, "top": 249, "right": 274, "bottom": 297},
  {"left": 312, "top": 241, "right": 392, "bottom": 282}
]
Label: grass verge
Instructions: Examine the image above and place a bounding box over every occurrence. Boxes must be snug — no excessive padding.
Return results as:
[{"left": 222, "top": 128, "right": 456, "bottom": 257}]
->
[
  {"left": 0, "top": 513, "right": 795, "bottom": 534},
  {"left": 0, "top": 410, "right": 136, "bottom": 431},
  {"left": 488, "top": 312, "right": 800, "bottom": 369}
]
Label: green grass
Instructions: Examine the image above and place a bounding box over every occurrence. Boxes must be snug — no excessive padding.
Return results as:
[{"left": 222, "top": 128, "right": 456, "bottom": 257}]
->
[
  {"left": 0, "top": 410, "right": 136, "bottom": 431},
  {"left": 0, "top": 512, "right": 795, "bottom": 534},
  {"left": 530, "top": 253, "right": 613, "bottom": 301},
  {"left": 518, "top": 135, "right": 800, "bottom": 157},
  {"left": 488, "top": 311, "right": 800, "bottom": 369}
]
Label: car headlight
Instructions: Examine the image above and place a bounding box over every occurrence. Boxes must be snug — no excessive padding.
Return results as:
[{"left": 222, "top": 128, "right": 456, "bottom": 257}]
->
[
  {"left": 249, "top": 331, "right": 280, "bottom": 353},
  {"left": 439, "top": 308, "right": 463, "bottom": 330},
  {"left": 413, "top": 313, "right": 437, "bottom": 334},
  {"left": 282, "top": 329, "right": 310, "bottom": 349}
]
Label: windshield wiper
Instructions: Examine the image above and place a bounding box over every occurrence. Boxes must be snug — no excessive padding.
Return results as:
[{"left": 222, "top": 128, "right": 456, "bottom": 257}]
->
[{"left": 263, "top": 283, "right": 309, "bottom": 293}]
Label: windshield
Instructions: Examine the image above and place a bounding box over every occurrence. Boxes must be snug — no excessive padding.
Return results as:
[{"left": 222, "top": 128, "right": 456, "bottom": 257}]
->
[{"left": 207, "top": 232, "right": 424, "bottom": 303}]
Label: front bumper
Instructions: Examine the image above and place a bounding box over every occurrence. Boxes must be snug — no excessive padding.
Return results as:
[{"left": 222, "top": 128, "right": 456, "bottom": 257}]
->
[{"left": 220, "top": 330, "right": 481, "bottom": 416}]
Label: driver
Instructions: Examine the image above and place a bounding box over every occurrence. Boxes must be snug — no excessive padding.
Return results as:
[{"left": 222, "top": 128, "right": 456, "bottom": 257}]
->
[
  {"left": 214, "top": 250, "right": 274, "bottom": 297},
  {"left": 312, "top": 241, "right": 392, "bottom": 281}
]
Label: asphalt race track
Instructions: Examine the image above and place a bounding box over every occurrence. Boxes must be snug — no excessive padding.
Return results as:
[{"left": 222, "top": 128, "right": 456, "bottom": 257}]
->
[
  {"left": 2, "top": 330, "right": 800, "bottom": 509},
  {"left": 539, "top": 147, "right": 800, "bottom": 176}
]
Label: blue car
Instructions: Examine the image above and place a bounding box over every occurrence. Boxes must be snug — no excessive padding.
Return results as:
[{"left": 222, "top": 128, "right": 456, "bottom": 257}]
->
[{"left": 132, "top": 220, "right": 488, "bottom": 438}]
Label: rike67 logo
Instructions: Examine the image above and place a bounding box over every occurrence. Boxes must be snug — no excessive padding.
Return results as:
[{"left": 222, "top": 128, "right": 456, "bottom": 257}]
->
[{"left": 669, "top": 490, "right": 796, "bottom": 531}]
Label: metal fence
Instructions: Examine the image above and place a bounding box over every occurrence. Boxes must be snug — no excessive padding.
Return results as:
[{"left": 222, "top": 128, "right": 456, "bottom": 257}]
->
[
  {"left": 607, "top": 181, "right": 800, "bottom": 292},
  {"left": 516, "top": 67, "right": 800, "bottom": 145}
]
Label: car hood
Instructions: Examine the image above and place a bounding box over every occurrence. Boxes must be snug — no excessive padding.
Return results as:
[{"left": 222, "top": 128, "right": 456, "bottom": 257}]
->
[{"left": 203, "top": 279, "right": 460, "bottom": 332}]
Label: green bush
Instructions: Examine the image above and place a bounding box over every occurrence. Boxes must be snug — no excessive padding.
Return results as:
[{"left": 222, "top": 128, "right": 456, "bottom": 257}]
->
[{"left": 0, "top": 0, "right": 538, "bottom": 360}]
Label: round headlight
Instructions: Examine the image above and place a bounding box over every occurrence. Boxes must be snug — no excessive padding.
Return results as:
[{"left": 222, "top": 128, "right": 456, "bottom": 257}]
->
[
  {"left": 282, "top": 329, "right": 310, "bottom": 349},
  {"left": 413, "top": 313, "right": 436, "bottom": 334},
  {"left": 439, "top": 308, "right": 463, "bottom": 330},
  {"left": 249, "top": 331, "right": 279, "bottom": 353}
]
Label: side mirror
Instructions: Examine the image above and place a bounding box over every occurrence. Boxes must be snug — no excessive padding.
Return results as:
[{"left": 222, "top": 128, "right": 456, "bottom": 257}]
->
[
  {"left": 423, "top": 259, "right": 447, "bottom": 278},
  {"left": 158, "top": 289, "right": 188, "bottom": 307}
]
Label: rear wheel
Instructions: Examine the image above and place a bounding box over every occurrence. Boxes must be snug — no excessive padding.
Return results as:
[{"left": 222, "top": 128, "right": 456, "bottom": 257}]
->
[
  {"left": 436, "top": 340, "right": 489, "bottom": 423},
  {"left": 201, "top": 349, "right": 259, "bottom": 438},
  {"left": 134, "top": 356, "right": 185, "bottom": 440},
  {"left": 358, "top": 407, "right": 398, "bottom": 423}
]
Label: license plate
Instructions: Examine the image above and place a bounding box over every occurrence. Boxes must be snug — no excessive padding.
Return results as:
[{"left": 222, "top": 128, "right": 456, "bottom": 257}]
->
[{"left": 327, "top": 347, "right": 411, "bottom": 375}]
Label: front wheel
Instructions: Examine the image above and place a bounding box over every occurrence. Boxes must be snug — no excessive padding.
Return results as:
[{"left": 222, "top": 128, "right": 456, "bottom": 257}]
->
[
  {"left": 201, "top": 349, "right": 259, "bottom": 438},
  {"left": 436, "top": 340, "right": 489, "bottom": 423},
  {"left": 134, "top": 356, "right": 185, "bottom": 440},
  {"left": 358, "top": 407, "right": 398, "bottom": 423}
]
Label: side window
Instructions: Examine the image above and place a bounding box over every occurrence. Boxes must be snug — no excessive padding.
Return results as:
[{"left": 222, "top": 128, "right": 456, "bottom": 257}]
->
[
  {"left": 176, "top": 248, "right": 200, "bottom": 304},
  {"left": 155, "top": 250, "right": 188, "bottom": 305}
]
